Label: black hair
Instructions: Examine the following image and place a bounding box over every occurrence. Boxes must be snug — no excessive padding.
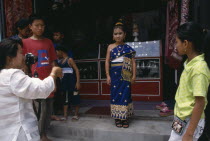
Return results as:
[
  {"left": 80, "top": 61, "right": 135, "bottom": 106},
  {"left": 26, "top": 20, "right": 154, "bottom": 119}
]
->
[
  {"left": 113, "top": 17, "right": 126, "bottom": 33},
  {"left": 55, "top": 45, "right": 68, "bottom": 53},
  {"left": 29, "top": 14, "right": 45, "bottom": 25},
  {"left": 53, "top": 28, "right": 64, "bottom": 35},
  {"left": 15, "top": 18, "right": 29, "bottom": 34},
  {"left": 177, "top": 22, "right": 210, "bottom": 68},
  {"left": 113, "top": 22, "right": 126, "bottom": 33},
  {"left": 176, "top": 22, "right": 204, "bottom": 53},
  {"left": 0, "top": 38, "right": 23, "bottom": 71},
  {"left": 12, "top": 18, "right": 29, "bottom": 35}
]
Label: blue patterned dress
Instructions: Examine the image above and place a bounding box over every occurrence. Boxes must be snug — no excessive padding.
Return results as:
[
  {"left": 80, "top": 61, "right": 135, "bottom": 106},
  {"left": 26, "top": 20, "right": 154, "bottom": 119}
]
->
[{"left": 110, "top": 44, "right": 136, "bottom": 120}]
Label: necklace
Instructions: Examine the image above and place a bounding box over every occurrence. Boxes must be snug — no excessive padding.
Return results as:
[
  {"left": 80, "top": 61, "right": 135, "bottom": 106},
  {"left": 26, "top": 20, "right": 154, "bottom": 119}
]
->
[{"left": 116, "top": 45, "right": 124, "bottom": 56}]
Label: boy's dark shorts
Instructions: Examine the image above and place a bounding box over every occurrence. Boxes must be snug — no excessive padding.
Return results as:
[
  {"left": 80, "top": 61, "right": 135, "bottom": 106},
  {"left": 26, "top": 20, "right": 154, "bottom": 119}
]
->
[{"left": 62, "top": 91, "right": 80, "bottom": 106}]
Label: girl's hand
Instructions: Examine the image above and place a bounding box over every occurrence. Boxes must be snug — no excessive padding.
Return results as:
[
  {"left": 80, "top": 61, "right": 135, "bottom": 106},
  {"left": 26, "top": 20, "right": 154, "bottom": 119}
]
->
[
  {"left": 75, "top": 82, "right": 81, "bottom": 90},
  {"left": 131, "top": 77, "right": 135, "bottom": 84},
  {"left": 182, "top": 133, "right": 193, "bottom": 141},
  {"left": 107, "top": 76, "right": 111, "bottom": 85}
]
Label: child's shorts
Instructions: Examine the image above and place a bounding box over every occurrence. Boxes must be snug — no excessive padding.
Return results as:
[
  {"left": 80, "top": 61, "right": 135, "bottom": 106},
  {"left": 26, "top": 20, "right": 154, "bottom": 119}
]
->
[
  {"left": 169, "top": 118, "right": 205, "bottom": 141},
  {"left": 62, "top": 90, "right": 80, "bottom": 106}
]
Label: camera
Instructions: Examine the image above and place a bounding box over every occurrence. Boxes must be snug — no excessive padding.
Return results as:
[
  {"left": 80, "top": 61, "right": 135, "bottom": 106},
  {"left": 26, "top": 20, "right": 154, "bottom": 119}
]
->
[{"left": 25, "top": 53, "right": 38, "bottom": 65}]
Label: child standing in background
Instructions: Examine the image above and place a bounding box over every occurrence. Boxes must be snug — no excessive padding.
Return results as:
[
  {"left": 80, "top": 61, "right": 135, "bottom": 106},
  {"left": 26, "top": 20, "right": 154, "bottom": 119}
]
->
[
  {"left": 23, "top": 14, "right": 57, "bottom": 141},
  {"left": 10, "top": 18, "right": 31, "bottom": 40},
  {"left": 56, "top": 45, "right": 80, "bottom": 121},
  {"left": 53, "top": 29, "right": 73, "bottom": 58}
]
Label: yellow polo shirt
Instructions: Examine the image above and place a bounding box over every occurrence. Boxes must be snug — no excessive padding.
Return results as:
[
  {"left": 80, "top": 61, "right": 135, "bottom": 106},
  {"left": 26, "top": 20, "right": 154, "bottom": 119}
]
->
[{"left": 174, "top": 54, "right": 210, "bottom": 120}]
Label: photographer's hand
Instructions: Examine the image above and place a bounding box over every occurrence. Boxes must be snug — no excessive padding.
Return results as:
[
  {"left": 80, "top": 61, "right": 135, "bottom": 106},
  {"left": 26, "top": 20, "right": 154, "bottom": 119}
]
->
[{"left": 50, "top": 67, "right": 63, "bottom": 79}]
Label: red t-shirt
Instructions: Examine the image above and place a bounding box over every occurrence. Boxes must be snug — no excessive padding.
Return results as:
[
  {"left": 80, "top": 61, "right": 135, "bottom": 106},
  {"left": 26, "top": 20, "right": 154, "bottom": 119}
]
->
[{"left": 23, "top": 38, "right": 57, "bottom": 98}]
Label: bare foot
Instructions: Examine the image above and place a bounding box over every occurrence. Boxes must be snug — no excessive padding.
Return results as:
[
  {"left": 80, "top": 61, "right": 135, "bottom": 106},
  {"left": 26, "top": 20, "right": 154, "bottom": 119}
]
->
[
  {"left": 51, "top": 115, "right": 61, "bottom": 121},
  {"left": 41, "top": 135, "right": 52, "bottom": 141}
]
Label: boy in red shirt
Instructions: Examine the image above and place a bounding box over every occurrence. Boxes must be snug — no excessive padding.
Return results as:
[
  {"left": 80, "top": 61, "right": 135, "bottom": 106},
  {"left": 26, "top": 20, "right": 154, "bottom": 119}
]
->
[{"left": 23, "top": 15, "right": 57, "bottom": 141}]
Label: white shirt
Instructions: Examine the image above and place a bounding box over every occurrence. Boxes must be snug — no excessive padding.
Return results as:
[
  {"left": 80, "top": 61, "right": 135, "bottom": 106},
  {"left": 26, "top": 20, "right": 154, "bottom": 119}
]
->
[{"left": 0, "top": 69, "right": 55, "bottom": 141}]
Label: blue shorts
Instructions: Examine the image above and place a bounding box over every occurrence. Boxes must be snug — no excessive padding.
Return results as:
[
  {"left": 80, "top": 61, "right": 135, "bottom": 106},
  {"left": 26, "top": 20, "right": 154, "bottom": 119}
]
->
[{"left": 62, "top": 91, "right": 80, "bottom": 106}]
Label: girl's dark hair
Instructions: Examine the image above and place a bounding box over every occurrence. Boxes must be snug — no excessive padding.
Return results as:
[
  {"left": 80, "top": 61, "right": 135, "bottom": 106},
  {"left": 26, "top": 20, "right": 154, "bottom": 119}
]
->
[
  {"left": 177, "top": 22, "right": 210, "bottom": 68},
  {"left": 29, "top": 14, "right": 45, "bottom": 25},
  {"left": 114, "top": 25, "right": 126, "bottom": 33},
  {"left": 0, "top": 38, "right": 23, "bottom": 71},
  {"left": 55, "top": 45, "right": 68, "bottom": 53},
  {"left": 177, "top": 22, "right": 204, "bottom": 53},
  {"left": 113, "top": 21, "right": 126, "bottom": 33}
]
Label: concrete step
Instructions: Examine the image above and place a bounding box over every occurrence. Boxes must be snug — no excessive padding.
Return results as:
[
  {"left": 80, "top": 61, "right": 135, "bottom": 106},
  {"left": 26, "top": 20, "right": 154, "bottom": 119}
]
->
[
  {"left": 49, "top": 136, "right": 78, "bottom": 141},
  {"left": 78, "top": 107, "right": 174, "bottom": 121},
  {"left": 48, "top": 116, "right": 172, "bottom": 141}
]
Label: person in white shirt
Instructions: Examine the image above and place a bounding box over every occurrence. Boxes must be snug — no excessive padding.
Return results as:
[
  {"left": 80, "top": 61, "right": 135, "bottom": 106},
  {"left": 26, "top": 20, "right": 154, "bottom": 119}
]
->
[{"left": 0, "top": 38, "right": 62, "bottom": 141}]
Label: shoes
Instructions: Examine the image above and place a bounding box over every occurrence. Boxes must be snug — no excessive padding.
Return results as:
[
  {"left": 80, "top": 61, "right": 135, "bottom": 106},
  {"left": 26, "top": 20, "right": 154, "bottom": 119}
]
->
[
  {"left": 115, "top": 119, "right": 129, "bottom": 128},
  {"left": 72, "top": 115, "right": 79, "bottom": 121},
  {"left": 115, "top": 119, "right": 122, "bottom": 128},
  {"left": 159, "top": 106, "right": 174, "bottom": 117},
  {"left": 60, "top": 117, "right": 67, "bottom": 121},
  {"left": 156, "top": 102, "right": 167, "bottom": 110},
  {"left": 122, "top": 120, "right": 129, "bottom": 128}
]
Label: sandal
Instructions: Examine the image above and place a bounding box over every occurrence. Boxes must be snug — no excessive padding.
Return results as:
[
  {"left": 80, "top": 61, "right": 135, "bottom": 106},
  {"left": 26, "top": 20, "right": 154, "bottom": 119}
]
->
[
  {"left": 115, "top": 119, "right": 122, "bottom": 128},
  {"left": 156, "top": 102, "right": 167, "bottom": 110},
  {"left": 122, "top": 120, "right": 129, "bottom": 128},
  {"left": 72, "top": 116, "right": 79, "bottom": 121},
  {"left": 60, "top": 117, "right": 67, "bottom": 121},
  {"left": 159, "top": 107, "right": 174, "bottom": 117}
]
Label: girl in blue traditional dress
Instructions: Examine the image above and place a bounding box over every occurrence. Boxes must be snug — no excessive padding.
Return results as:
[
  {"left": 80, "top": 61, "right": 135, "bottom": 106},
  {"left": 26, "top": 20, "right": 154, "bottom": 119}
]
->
[{"left": 105, "top": 22, "right": 136, "bottom": 128}]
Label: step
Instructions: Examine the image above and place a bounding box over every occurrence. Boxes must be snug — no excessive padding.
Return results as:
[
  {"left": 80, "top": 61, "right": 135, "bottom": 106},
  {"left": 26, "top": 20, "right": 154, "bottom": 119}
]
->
[
  {"left": 79, "top": 106, "right": 174, "bottom": 121},
  {"left": 49, "top": 136, "right": 77, "bottom": 141},
  {"left": 48, "top": 116, "right": 172, "bottom": 141}
]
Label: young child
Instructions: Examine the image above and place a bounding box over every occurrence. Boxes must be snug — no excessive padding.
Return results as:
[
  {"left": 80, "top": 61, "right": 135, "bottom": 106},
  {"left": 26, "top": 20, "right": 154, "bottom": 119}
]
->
[
  {"left": 56, "top": 45, "right": 80, "bottom": 121},
  {"left": 52, "top": 29, "right": 73, "bottom": 117},
  {"left": 169, "top": 22, "right": 210, "bottom": 141},
  {"left": 53, "top": 30, "right": 73, "bottom": 58},
  {"left": 22, "top": 15, "right": 57, "bottom": 141},
  {"left": 53, "top": 30, "right": 64, "bottom": 47},
  {"left": 10, "top": 18, "right": 31, "bottom": 40},
  {"left": 105, "top": 22, "right": 136, "bottom": 128}
]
